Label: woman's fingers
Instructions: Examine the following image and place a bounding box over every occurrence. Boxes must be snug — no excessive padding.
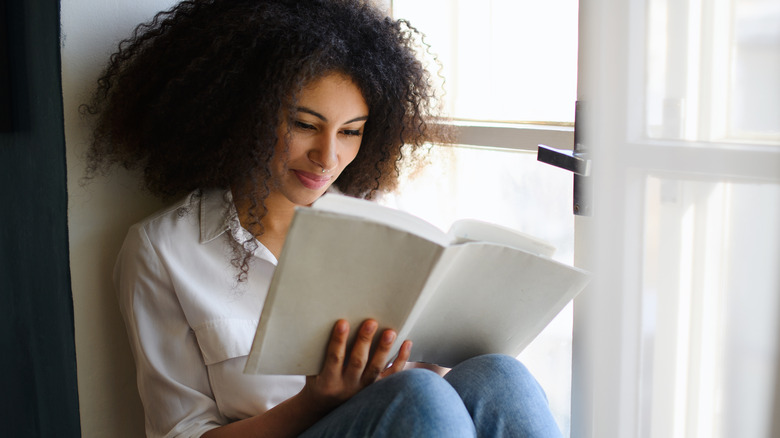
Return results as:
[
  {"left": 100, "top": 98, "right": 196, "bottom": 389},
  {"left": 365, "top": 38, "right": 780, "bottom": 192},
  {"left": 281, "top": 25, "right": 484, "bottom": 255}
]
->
[
  {"left": 360, "top": 329, "right": 396, "bottom": 386},
  {"left": 381, "top": 339, "right": 412, "bottom": 379},
  {"left": 320, "top": 319, "right": 350, "bottom": 380},
  {"left": 343, "top": 319, "right": 378, "bottom": 383},
  {"left": 318, "top": 319, "right": 409, "bottom": 394}
]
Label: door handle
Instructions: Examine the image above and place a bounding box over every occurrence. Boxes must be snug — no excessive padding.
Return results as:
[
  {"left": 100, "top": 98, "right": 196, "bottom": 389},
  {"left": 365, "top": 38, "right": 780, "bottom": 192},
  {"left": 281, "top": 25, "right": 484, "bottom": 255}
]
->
[
  {"left": 536, "top": 101, "right": 591, "bottom": 216},
  {"left": 537, "top": 145, "right": 590, "bottom": 176}
]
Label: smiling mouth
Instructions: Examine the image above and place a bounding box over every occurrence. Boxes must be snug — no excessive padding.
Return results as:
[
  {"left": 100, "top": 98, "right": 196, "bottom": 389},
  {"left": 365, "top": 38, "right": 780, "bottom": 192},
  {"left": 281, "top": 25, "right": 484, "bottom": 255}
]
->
[{"left": 293, "top": 170, "right": 332, "bottom": 190}]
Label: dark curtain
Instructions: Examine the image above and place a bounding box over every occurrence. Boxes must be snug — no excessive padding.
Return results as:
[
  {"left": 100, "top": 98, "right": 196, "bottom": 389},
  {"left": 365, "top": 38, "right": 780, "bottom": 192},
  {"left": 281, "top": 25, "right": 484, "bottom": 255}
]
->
[{"left": 0, "top": 0, "right": 81, "bottom": 435}]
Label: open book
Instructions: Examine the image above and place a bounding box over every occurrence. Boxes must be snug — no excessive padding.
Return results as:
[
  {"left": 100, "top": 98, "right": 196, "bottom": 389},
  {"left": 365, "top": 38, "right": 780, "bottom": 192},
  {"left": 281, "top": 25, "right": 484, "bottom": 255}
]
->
[{"left": 244, "top": 194, "right": 589, "bottom": 375}]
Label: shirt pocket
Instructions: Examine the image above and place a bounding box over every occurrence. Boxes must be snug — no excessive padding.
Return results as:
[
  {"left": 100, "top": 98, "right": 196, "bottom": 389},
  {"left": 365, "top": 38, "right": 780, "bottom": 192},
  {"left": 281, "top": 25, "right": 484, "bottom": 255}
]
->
[{"left": 193, "top": 319, "right": 258, "bottom": 365}]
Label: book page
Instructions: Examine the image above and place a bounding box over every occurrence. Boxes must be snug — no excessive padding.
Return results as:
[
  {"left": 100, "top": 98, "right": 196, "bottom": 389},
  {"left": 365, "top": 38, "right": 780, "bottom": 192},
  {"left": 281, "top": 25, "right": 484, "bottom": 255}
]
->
[
  {"left": 244, "top": 208, "right": 445, "bottom": 375},
  {"left": 391, "top": 248, "right": 464, "bottom": 354},
  {"left": 313, "top": 194, "right": 451, "bottom": 247},
  {"left": 448, "top": 218, "right": 556, "bottom": 258},
  {"left": 406, "top": 242, "right": 589, "bottom": 367}
]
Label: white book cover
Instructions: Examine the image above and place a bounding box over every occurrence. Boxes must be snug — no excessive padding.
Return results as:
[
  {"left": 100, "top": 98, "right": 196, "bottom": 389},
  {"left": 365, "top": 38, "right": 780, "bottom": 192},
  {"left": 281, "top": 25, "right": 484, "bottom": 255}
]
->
[{"left": 244, "top": 194, "right": 589, "bottom": 375}]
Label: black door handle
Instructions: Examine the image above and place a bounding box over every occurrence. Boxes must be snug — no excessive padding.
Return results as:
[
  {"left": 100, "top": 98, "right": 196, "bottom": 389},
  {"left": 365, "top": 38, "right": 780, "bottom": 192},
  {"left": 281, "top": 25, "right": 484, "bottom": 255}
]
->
[{"left": 536, "top": 102, "right": 591, "bottom": 216}]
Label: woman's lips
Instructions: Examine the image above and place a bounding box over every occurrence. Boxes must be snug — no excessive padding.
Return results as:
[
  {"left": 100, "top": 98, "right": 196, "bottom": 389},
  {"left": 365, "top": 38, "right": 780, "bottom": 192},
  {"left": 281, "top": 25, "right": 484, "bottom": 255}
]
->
[{"left": 293, "top": 170, "right": 332, "bottom": 190}]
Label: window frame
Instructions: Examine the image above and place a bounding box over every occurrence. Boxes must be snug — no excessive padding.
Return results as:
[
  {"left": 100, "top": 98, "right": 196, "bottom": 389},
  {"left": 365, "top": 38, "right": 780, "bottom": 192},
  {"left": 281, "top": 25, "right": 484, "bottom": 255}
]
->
[{"left": 452, "top": 121, "right": 575, "bottom": 153}]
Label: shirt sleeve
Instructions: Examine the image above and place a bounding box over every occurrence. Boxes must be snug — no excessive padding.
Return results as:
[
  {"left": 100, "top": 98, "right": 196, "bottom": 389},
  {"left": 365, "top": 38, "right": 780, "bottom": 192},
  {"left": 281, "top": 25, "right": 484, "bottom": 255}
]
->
[{"left": 115, "top": 223, "right": 225, "bottom": 438}]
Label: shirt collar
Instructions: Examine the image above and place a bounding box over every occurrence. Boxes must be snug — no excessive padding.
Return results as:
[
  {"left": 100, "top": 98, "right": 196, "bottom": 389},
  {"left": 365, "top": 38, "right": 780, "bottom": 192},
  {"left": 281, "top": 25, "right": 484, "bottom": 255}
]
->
[
  {"left": 198, "top": 189, "right": 278, "bottom": 265},
  {"left": 199, "top": 189, "right": 237, "bottom": 244}
]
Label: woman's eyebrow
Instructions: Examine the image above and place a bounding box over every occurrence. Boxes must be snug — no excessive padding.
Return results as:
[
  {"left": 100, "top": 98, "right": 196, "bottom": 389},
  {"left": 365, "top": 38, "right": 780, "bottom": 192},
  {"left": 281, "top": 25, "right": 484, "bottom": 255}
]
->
[{"left": 297, "top": 106, "right": 369, "bottom": 124}]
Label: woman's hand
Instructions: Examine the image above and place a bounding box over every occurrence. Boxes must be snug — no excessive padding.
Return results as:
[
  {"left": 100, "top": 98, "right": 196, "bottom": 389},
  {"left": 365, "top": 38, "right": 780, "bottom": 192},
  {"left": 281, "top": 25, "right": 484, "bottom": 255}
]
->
[
  {"left": 202, "top": 320, "right": 410, "bottom": 437},
  {"left": 300, "top": 319, "right": 412, "bottom": 413}
]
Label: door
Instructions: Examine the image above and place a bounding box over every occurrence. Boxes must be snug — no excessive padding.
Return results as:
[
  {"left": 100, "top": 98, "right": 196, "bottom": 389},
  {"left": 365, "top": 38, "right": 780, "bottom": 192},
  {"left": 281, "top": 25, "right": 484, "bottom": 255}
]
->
[{"left": 573, "top": 0, "right": 780, "bottom": 437}]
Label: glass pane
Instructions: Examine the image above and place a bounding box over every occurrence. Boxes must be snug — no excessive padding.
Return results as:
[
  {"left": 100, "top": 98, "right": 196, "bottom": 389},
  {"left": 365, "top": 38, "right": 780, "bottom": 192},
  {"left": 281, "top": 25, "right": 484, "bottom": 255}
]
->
[
  {"left": 381, "top": 146, "right": 576, "bottom": 435},
  {"left": 645, "top": 0, "right": 780, "bottom": 143},
  {"left": 392, "top": 0, "right": 579, "bottom": 124},
  {"left": 641, "top": 176, "right": 780, "bottom": 438},
  {"left": 731, "top": 0, "right": 780, "bottom": 140}
]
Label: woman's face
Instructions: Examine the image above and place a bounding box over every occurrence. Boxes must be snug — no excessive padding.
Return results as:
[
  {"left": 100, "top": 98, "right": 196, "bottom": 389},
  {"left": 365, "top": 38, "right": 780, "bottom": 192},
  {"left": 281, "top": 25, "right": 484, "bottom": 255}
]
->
[{"left": 268, "top": 73, "right": 368, "bottom": 207}]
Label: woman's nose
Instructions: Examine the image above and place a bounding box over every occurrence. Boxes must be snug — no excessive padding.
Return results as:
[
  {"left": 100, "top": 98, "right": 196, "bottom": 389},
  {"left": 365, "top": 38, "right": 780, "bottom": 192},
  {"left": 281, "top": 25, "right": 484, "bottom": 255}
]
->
[{"left": 308, "top": 134, "right": 338, "bottom": 172}]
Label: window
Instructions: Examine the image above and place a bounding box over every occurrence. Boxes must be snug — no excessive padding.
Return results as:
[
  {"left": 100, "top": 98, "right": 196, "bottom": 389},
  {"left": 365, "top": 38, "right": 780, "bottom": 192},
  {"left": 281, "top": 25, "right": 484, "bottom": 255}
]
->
[
  {"left": 640, "top": 177, "right": 780, "bottom": 438},
  {"left": 645, "top": 0, "right": 780, "bottom": 144},
  {"left": 634, "top": 0, "right": 780, "bottom": 436},
  {"left": 392, "top": 0, "right": 578, "bottom": 124},
  {"left": 388, "top": 1, "right": 580, "bottom": 435},
  {"left": 574, "top": 0, "right": 780, "bottom": 436}
]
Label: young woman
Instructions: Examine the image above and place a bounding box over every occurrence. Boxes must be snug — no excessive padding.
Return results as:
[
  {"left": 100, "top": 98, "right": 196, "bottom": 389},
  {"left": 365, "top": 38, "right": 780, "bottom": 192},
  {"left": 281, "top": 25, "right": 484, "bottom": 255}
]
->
[{"left": 85, "top": 1, "right": 562, "bottom": 436}]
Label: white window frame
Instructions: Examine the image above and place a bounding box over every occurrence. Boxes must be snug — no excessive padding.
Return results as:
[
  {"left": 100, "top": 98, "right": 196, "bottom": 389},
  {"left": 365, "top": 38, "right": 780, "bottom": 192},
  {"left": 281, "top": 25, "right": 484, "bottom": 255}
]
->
[
  {"left": 452, "top": 122, "right": 574, "bottom": 153},
  {"left": 574, "top": 0, "right": 780, "bottom": 437}
]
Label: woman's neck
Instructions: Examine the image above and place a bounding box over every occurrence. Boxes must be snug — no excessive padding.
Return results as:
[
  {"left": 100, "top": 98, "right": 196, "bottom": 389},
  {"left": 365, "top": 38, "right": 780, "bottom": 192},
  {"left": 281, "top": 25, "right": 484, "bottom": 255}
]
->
[{"left": 233, "top": 189, "right": 297, "bottom": 260}]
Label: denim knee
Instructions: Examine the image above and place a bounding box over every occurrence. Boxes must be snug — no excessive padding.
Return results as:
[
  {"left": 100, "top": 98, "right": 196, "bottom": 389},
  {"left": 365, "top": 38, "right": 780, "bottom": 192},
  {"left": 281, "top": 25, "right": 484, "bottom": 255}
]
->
[
  {"left": 446, "top": 354, "right": 544, "bottom": 399},
  {"left": 373, "top": 369, "right": 476, "bottom": 438},
  {"left": 455, "top": 353, "right": 530, "bottom": 376},
  {"left": 444, "top": 354, "right": 562, "bottom": 438},
  {"left": 381, "top": 368, "right": 470, "bottom": 413},
  {"left": 300, "top": 369, "right": 476, "bottom": 438}
]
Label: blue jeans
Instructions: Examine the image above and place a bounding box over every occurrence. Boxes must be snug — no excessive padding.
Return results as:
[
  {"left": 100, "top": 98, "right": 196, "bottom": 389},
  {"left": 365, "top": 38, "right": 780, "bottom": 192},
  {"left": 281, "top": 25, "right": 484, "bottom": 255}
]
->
[{"left": 299, "top": 354, "right": 562, "bottom": 438}]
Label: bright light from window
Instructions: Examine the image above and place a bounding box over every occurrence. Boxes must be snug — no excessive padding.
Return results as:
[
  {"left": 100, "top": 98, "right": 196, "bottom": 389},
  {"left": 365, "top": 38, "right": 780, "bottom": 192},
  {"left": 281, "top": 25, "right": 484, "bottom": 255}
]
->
[
  {"left": 645, "top": 0, "right": 780, "bottom": 143},
  {"left": 642, "top": 177, "right": 780, "bottom": 438},
  {"left": 392, "top": 0, "right": 579, "bottom": 124},
  {"left": 388, "top": 3, "right": 581, "bottom": 435},
  {"left": 381, "top": 146, "right": 576, "bottom": 436}
]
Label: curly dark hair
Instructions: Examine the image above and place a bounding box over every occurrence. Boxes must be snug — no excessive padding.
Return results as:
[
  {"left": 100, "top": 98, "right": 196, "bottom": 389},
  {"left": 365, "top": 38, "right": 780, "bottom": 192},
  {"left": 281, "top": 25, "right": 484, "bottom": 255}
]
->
[{"left": 84, "top": 0, "right": 449, "bottom": 279}]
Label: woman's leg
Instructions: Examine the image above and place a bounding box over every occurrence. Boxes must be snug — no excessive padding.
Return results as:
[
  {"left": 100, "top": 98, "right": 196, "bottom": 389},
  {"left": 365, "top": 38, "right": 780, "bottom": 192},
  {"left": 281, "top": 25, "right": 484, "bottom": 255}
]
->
[
  {"left": 444, "top": 354, "right": 563, "bottom": 438},
  {"left": 299, "top": 368, "right": 476, "bottom": 438}
]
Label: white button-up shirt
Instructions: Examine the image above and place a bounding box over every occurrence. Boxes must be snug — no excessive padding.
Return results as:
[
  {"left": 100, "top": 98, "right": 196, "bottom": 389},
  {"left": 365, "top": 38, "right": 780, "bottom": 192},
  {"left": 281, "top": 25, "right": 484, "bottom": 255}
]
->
[{"left": 115, "top": 189, "right": 305, "bottom": 437}]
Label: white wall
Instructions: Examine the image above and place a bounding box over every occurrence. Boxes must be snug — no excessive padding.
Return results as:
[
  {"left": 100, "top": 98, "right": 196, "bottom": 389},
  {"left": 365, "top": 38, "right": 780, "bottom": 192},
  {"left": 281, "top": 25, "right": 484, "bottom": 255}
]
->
[{"left": 61, "top": 1, "right": 177, "bottom": 436}]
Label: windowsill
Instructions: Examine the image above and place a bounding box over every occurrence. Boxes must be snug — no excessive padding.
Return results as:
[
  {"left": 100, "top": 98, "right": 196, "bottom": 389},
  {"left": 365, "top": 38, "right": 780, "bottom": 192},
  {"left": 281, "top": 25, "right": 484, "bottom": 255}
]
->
[{"left": 442, "top": 121, "right": 575, "bottom": 152}]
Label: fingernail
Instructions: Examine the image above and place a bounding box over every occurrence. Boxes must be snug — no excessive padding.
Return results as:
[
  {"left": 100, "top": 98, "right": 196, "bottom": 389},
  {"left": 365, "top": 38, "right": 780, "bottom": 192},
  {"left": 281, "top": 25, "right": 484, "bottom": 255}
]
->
[
  {"left": 382, "top": 330, "right": 396, "bottom": 344},
  {"left": 363, "top": 320, "right": 377, "bottom": 333}
]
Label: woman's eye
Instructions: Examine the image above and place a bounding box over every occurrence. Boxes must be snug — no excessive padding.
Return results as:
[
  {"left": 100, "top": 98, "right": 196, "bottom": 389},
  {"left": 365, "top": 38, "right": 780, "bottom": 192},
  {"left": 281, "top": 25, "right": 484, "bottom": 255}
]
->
[
  {"left": 342, "top": 129, "right": 362, "bottom": 137},
  {"left": 294, "top": 121, "right": 316, "bottom": 131}
]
